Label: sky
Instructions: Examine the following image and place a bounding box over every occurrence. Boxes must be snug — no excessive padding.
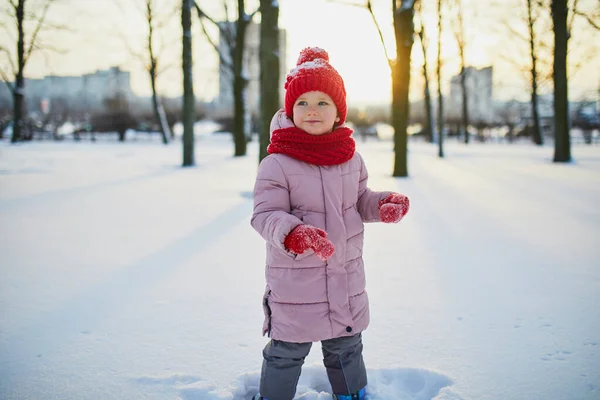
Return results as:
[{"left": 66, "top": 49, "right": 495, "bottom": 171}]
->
[
  {"left": 1, "top": 131, "right": 599, "bottom": 399},
  {"left": 0, "top": 0, "right": 599, "bottom": 105}
]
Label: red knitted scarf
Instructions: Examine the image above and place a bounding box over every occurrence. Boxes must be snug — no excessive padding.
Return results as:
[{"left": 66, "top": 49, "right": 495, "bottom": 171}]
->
[{"left": 267, "top": 126, "right": 355, "bottom": 166}]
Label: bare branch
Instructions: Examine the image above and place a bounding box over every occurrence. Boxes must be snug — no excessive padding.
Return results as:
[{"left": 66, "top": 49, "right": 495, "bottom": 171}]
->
[
  {"left": 503, "top": 21, "right": 529, "bottom": 43},
  {"left": 568, "top": 44, "right": 598, "bottom": 79},
  {"left": 328, "top": 0, "right": 392, "bottom": 67},
  {"left": 498, "top": 53, "right": 529, "bottom": 77},
  {"left": 116, "top": 27, "right": 146, "bottom": 64},
  {"left": 156, "top": 60, "right": 178, "bottom": 77},
  {"left": 193, "top": 1, "right": 219, "bottom": 26},
  {"left": 366, "top": 0, "right": 392, "bottom": 67},
  {"left": 30, "top": 41, "right": 67, "bottom": 56},
  {"left": 0, "top": 45, "right": 17, "bottom": 75},
  {"left": 37, "top": 43, "right": 54, "bottom": 70},
  {"left": 24, "top": 0, "right": 54, "bottom": 65},
  {"left": 0, "top": 65, "right": 15, "bottom": 94},
  {"left": 326, "top": 0, "right": 365, "bottom": 9},
  {"left": 194, "top": 1, "right": 236, "bottom": 51},
  {"left": 155, "top": 2, "right": 179, "bottom": 29},
  {"left": 1, "top": 3, "right": 16, "bottom": 20},
  {"left": 38, "top": 21, "right": 71, "bottom": 31},
  {"left": 248, "top": 6, "right": 260, "bottom": 20},
  {"left": 220, "top": 4, "right": 235, "bottom": 49},
  {"left": 414, "top": 0, "right": 427, "bottom": 48},
  {"left": 196, "top": 8, "right": 233, "bottom": 71},
  {"left": 573, "top": 9, "right": 600, "bottom": 31},
  {"left": 568, "top": 0, "right": 579, "bottom": 32},
  {"left": 223, "top": 0, "right": 230, "bottom": 22},
  {"left": 194, "top": 2, "right": 233, "bottom": 71},
  {"left": 146, "top": 0, "right": 157, "bottom": 77}
]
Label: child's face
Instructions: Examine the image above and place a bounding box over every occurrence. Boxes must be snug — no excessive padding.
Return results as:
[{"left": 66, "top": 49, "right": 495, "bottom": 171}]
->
[{"left": 292, "top": 91, "right": 340, "bottom": 135}]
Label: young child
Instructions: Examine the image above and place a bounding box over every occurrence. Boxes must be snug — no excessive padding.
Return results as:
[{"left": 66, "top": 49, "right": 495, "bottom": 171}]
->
[{"left": 251, "top": 47, "right": 410, "bottom": 400}]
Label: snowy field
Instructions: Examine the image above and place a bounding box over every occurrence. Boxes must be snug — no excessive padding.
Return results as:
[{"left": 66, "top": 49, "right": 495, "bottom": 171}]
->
[{"left": 1, "top": 134, "right": 599, "bottom": 400}]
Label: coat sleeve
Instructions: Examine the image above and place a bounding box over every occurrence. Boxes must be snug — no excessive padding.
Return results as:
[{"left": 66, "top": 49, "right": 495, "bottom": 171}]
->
[
  {"left": 356, "top": 153, "right": 393, "bottom": 222},
  {"left": 251, "top": 156, "right": 303, "bottom": 250}
]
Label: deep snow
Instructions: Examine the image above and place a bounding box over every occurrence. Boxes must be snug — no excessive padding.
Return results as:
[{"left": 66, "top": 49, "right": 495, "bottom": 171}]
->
[{"left": 1, "top": 134, "right": 599, "bottom": 400}]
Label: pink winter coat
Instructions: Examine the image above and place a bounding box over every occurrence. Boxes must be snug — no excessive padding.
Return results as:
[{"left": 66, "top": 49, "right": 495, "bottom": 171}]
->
[{"left": 251, "top": 113, "right": 392, "bottom": 343}]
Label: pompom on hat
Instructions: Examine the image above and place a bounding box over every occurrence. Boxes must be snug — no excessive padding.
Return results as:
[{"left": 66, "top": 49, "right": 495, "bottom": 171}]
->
[{"left": 284, "top": 47, "right": 347, "bottom": 125}]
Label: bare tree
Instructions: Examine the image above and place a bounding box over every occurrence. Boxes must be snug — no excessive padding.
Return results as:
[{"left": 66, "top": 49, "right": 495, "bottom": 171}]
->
[
  {"left": 144, "top": 0, "right": 174, "bottom": 144},
  {"left": 550, "top": 0, "right": 598, "bottom": 161},
  {"left": 194, "top": 0, "right": 259, "bottom": 157},
  {"left": 415, "top": 0, "right": 435, "bottom": 143},
  {"left": 182, "top": 0, "right": 195, "bottom": 166},
  {"left": 117, "top": 0, "right": 177, "bottom": 145},
  {"left": 566, "top": 0, "right": 600, "bottom": 76},
  {"left": 436, "top": 0, "right": 445, "bottom": 157},
  {"left": 495, "top": 0, "right": 597, "bottom": 151},
  {"left": 526, "top": 0, "right": 545, "bottom": 145},
  {"left": 550, "top": 0, "right": 600, "bottom": 155},
  {"left": 570, "top": 0, "right": 600, "bottom": 31},
  {"left": 391, "top": 0, "right": 416, "bottom": 176},
  {"left": 451, "top": 0, "right": 471, "bottom": 144},
  {"left": 258, "top": 0, "right": 279, "bottom": 162},
  {"left": 552, "top": 0, "right": 570, "bottom": 162},
  {"left": 495, "top": 0, "right": 555, "bottom": 145},
  {"left": 0, "top": 0, "right": 61, "bottom": 142},
  {"left": 331, "top": 0, "right": 415, "bottom": 177}
]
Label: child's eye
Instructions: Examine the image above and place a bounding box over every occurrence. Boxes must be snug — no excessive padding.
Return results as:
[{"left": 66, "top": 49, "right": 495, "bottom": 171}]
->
[
  {"left": 318, "top": 101, "right": 328, "bottom": 106},
  {"left": 297, "top": 101, "right": 307, "bottom": 106}
]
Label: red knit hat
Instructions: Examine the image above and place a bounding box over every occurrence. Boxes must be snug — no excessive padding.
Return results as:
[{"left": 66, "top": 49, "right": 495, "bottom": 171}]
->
[{"left": 284, "top": 47, "right": 347, "bottom": 125}]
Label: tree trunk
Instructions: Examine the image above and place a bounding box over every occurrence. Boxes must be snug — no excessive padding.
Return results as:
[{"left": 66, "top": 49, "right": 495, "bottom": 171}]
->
[
  {"left": 456, "top": 4, "right": 470, "bottom": 145},
  {"left": 460, "top": 66, "right": 470, "bottom": 144},
  {"left": 391, "top": 2, "right": 415, "bottom": 177},
  {"left": 528, "top": 0, "right": 543, "bottom": 146},
  {"left": 551, "top": 0, "right": 570, "bottom": 162},
  {"left": 150, "top": 69, "right": 170, "bottom": 144},
  {"left": 182, "top": 0, "right": 195, "bottom": 166},
  {"left": 12, "top": 86, "right": 24, "bottom": 143},
  {"left": 437, "top": 0, "right": 444, "bottom": 158},
  {"left": 147, "top": 1, "right": 170, "bottom": 145},
  {"left": 259, "top": 0, "right": 279, "bottom": 163},
  {"left": 232, "top": 0, "right": 248, "bottom": 157},
  {"left": 11, "top": 0, "right": 26, "bottom": 143},
  {"left": 530, "top": 87, "right": 543, "bottom": 144},
  {"left": 424, "top": 80, "right": 435, "bottom": 143},
  {"left": 417, "top": 28, "right": 435, "bottom": 143},
  {"left": 507, "top": 123, "right": 515, "bottom": 143}
]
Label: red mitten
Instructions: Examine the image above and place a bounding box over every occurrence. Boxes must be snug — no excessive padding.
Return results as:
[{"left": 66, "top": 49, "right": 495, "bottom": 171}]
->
[
  {"left": 284, "top": 224, "right": 335, "bottom": 260},
  {"left": 379, "top": 193, "right": 410, "bottom": 223}
]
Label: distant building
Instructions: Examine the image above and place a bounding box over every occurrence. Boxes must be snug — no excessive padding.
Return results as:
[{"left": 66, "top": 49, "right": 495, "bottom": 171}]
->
[
  {"left": 0, "top": 67, "right": 135, "bottom": 116},
  {"left": 213, "top": 21, "right": 287, "bottom": 120},
  {"left": 448, "top": 66, "right": 494, "bottom": 124}
]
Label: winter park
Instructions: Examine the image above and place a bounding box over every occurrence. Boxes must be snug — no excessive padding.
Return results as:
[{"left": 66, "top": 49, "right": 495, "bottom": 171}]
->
[{"left": 1, "top": 1, "right": 600, "bottom": 400}]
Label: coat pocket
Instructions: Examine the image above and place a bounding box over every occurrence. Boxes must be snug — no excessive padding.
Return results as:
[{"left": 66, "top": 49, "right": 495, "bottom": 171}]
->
[
  {"left": 262, "top": 289, "right": 272, "bottom": 337},
  {"left": 281, "top": 246, "right": 315, "bottom": 262}
]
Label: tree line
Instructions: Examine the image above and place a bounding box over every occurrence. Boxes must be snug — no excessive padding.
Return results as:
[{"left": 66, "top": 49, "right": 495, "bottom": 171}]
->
[{"left": 1, "top": 0, "right": 599, "bottom": 173}]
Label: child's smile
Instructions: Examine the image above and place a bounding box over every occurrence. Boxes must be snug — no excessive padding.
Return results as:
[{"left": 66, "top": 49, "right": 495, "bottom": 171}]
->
[{"left": 292, "top": 91, "right": 340, "bottom": 135}]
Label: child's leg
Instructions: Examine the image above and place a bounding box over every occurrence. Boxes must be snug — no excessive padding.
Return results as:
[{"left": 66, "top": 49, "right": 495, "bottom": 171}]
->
[
  {"left": 260, "top": 339, "right": 312, "bottom": 400},
  {"left": 321, "top": 333, "right": 367, "bottom": 395}
]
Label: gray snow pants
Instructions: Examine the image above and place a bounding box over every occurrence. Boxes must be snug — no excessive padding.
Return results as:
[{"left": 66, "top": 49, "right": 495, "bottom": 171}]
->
[{"left": 259, "top": 333, "right": 367, "bottom": 400}]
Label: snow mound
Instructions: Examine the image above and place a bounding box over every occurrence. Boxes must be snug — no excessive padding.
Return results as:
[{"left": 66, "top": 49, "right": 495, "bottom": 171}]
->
[{"left": 139, "top": 364, "right": 456, "bottom": 400}]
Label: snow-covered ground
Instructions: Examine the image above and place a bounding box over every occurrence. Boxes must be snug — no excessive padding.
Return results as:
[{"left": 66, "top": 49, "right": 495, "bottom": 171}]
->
[{"left": 1, "top": 134, "right": 599, "bottom": 400}]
